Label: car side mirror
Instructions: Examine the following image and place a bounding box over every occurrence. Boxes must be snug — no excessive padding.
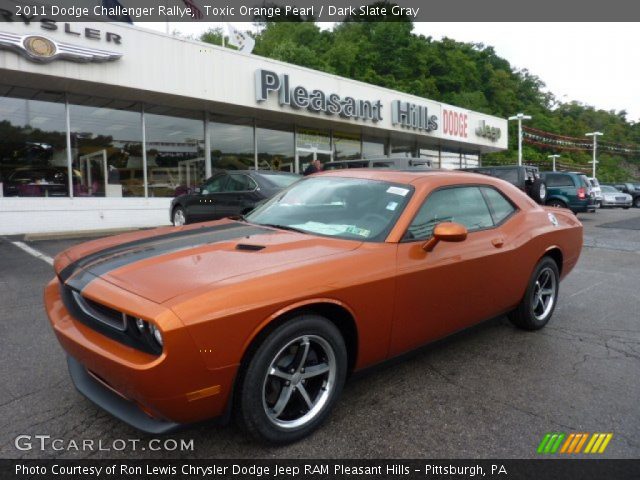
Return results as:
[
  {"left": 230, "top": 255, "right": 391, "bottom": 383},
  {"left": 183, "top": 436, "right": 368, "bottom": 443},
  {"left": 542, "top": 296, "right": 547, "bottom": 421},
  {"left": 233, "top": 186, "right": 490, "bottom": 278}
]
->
[{"left": 421, "top": 222, "right": 468, "bottom": 252}]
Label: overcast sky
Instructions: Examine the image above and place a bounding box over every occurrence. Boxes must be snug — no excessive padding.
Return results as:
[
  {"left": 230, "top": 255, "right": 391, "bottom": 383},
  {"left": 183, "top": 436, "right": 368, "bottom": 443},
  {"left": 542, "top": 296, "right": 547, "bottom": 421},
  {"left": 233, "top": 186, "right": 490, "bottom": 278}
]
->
[{"left": 144, "top": 22, "right": 639, "bottom": 122}]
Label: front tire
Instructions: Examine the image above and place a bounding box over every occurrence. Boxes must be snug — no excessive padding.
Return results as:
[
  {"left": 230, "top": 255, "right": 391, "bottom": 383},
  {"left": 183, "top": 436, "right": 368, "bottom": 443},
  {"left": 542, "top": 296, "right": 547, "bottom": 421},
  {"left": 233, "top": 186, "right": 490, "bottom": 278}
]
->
[
  {"left": 236, "top": 314, "right": 347, "bottom": 444},
  {"left": 634, "top": 197, "right": 640, "bottom": 208},
  {"left": 508, "top": 257, "right": 559, "bottom": 331},
  {"left": 172, "top": 206, "right": 187, "bottom": 226}
]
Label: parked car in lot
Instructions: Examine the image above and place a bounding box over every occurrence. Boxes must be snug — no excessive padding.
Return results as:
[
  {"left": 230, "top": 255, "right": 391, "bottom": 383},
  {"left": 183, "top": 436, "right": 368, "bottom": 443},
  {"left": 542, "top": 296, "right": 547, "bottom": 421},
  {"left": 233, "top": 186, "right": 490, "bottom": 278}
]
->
[
  {"left": 605, "top": 182, "right": 640, "bottom": 208},
  {"left": 459, "top": 165, "right": 547, "bottom": 204},
  {"left": 600, "top": 185, "right": 632, "bottom": 209},
  {"left": 170, "top": 170, "right": 300, "bottom": 225},
  {"left": 46, "top": 170, "right": 583, "bottom": 443},
  {"left": 323, "top": 156, "right": 433, "bottom": 170},
  {"left": 539, "top": 171, "right": 596, "bottom": 214},
  {"left": 588, "top": 177, "right": 603, "bottom": 208}
]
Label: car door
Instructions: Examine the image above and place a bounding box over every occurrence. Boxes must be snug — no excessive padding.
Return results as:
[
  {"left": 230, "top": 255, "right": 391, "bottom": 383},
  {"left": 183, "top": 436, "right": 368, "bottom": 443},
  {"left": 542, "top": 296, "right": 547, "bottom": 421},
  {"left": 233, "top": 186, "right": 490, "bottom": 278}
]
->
[
  {"left": 390, "top": 185, "right": 521, "bottom": 356},
  {"left": 184, "top": 173, "right": 229, "bottom": 222}
]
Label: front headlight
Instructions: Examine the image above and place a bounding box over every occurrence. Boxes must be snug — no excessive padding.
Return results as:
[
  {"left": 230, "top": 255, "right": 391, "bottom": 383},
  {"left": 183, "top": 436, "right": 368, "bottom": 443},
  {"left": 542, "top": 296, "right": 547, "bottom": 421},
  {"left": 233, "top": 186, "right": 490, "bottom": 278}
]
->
[
  {"left": 149, "top": 323, "right": 163, "bottom": 346},
  {"left": 133, "top": 317, "right": 163, "bottom": 349}
]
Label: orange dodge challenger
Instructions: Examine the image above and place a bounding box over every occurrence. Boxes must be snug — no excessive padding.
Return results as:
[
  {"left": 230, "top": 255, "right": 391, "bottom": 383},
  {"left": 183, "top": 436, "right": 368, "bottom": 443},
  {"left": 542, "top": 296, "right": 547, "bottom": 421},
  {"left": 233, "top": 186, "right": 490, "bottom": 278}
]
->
[{"left": 45, "top": 170, "right": 582, "bottom": 443}]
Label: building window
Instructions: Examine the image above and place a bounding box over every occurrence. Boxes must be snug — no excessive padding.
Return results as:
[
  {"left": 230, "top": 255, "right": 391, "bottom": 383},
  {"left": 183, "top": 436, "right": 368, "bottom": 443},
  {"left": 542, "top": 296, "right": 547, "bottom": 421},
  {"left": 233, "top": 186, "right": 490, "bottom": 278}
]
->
[
  {"left": 362, "top": 134, "right": 388, "bottom": 158},
  {"left": 418, "top": 145, "right": 440, "bottom": 168},
  {"left": 0, "top": 95, "right": 69, "bottom": 197},
  {"left": 333, "top": 131, "right": 361, "bottom": 160},
  {"left": 210, "top": 115, "right": 254, "bottom": 170},
  {"left": 256, "top": 121, "right": 294, "bottom": 172},
  {"left": 461, "top": 151, "right": 480, "bottom": 168},
  {"left": 69, "top": 102, "right": 143, "bottom": 197},
  {"left": 144, "top": 110, "right": 205, "bottom": 197},
  {"left": 390, "top": 136, "right": 416, "bottom": 158},
  {"left": 440, "top": 148, "right": 461, "bottom": 170}
]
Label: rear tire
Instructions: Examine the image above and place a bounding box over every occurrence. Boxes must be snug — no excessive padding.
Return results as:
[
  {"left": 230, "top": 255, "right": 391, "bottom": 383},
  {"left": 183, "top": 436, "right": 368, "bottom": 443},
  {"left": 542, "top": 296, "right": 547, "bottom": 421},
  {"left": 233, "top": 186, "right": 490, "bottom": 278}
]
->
[
  {"left": 508, "top": 257, "right": 559, "bottom": 331},
  {"left": 546, "top": 199, "right": 567, "bottom": 209},
  {"left": 236, "top": 314, "right": 347, "bottom": 444}
]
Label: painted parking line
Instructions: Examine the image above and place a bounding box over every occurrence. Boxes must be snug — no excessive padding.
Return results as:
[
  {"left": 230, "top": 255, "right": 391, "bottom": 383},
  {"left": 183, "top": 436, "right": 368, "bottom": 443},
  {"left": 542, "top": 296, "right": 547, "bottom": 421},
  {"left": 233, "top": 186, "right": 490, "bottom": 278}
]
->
[{"left": 10, "top": 241, "right": 54, "bottom": 266}]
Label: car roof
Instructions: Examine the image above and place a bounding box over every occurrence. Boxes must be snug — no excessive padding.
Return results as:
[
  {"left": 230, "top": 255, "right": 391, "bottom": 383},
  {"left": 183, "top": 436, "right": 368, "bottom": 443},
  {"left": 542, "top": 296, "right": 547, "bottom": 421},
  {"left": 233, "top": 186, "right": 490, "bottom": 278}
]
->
[{"left": 315, "top": 168, "right": 498, "bottom": 185}]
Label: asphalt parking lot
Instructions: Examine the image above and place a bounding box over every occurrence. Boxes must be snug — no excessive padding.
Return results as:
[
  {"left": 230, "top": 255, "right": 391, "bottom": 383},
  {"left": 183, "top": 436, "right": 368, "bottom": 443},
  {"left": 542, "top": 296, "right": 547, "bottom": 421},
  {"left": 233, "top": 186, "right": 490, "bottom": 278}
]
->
[{"left": 1, "top": 208, "right": 639, "bottom": 460}]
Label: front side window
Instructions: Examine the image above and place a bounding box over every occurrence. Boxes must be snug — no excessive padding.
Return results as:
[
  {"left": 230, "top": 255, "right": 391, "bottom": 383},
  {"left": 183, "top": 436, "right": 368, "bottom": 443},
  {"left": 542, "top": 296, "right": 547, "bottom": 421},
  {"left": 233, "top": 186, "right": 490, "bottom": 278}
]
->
[{"left": 405, "top": 186, "right": 494, "bottom": 240}]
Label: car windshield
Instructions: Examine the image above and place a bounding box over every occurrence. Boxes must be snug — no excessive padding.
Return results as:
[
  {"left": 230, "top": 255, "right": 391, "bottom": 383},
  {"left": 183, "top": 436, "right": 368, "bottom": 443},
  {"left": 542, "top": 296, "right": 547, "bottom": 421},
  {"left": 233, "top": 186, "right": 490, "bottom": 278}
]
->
[
  {"left": 259, "top": 172, "right": 300, "bottom": 188},
  {"left": 246, "top": 176, "right": 414, "bottom": 242},
  {"left": 601, "top": 186, "right": 620, "bottom": 193}
]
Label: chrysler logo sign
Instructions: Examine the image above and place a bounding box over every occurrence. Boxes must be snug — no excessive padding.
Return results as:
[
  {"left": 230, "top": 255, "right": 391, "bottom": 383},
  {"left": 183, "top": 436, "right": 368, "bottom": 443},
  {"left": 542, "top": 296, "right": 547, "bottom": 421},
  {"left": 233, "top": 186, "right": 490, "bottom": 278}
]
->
[{"left": 0, "top": 31, "right": 122, "bottom": 63}]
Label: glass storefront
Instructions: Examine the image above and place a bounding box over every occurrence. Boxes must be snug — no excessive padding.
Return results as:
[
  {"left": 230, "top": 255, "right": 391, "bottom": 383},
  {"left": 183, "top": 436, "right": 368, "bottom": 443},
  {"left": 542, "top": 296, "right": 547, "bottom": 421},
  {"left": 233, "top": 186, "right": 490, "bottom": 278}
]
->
[
  {"left": 0, "top": 91, "right": 486, "bottom": 198},
  {"left": 145, "top": 110, "right": 205, "bottom": 197},
  {"left": 0, "top": 96, "right": 68, "bottom": 197},
  {"left": 210, "top": 116, "right": 254, "bottom": 171},
  {"left": 256, "top": 121, "right": 294, "bottom": 172},
  {"left": 362, "top": 134, "right": 388, "bottom": 158},
  {"left": 333, "top": 131, "right": 361, "bottom": 160},
  {"left": 70, "top": 102, "right": 143, "bottom": 197}
]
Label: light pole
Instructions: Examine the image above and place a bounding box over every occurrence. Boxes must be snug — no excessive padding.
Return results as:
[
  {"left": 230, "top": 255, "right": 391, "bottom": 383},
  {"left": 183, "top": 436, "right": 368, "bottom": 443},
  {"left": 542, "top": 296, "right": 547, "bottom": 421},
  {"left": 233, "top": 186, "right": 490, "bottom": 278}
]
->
[
  {"left": 548, "top": 154, "right": 560, "bottom": 172},
  {"left": 508, "top": 113, "right": 532, "bottom": 166},
  {"left": 585, "top": 131, "right": 603, "bottom": 178}
]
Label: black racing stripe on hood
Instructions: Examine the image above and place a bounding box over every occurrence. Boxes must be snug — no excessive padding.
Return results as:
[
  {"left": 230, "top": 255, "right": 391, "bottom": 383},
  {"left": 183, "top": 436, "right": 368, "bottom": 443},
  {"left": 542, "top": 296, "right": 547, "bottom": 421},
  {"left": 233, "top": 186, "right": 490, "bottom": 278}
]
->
[{"left": 60, "top": 222, "right": 275, "bottom": 291}]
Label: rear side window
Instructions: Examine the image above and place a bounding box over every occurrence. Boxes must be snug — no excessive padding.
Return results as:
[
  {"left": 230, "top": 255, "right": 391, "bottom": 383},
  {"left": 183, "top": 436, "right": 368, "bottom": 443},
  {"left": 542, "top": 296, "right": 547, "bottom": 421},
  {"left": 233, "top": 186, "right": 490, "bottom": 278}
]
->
[
  {"left": 492, "top": 169, "right": 519, "bottom": 185},
  {"left": 481, "top": 187, "right": 516, "bottom": 224},
  {"left": 544, "top": 174, "right": 573, "bottom": 187},
  {"left": 579, "top": 175, "right": 590, "bottom": 188},
  {"left": 405, "top": 186, "right": 494, "bottom": 240}
]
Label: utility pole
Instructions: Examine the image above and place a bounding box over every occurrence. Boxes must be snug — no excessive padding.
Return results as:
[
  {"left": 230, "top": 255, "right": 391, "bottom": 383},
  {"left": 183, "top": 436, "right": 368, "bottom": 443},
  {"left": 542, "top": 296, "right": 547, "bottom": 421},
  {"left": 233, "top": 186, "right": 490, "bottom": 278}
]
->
[
  {"left": 508, "top": 113, "right": 532, "bottom": 166},
  {"left": 585, "top": 132, "right": 603, "bottom": 178}
]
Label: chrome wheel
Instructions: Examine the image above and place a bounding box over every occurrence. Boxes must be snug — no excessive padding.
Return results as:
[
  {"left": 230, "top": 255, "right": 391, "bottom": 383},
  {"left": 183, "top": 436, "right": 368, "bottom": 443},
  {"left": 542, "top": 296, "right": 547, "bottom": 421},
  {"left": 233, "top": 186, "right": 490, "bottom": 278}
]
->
[
  {"left": 262, "top": 335, "right": 336, "bottom": 429},
  {"left": 532, "top": 267, "right": 557, "bottom": 321},
  {"left": 173, "top": 208, "right": 186, "bottom": 226},
  {"left": 539, "top": 183, "right": 546, "bottom": 201}
]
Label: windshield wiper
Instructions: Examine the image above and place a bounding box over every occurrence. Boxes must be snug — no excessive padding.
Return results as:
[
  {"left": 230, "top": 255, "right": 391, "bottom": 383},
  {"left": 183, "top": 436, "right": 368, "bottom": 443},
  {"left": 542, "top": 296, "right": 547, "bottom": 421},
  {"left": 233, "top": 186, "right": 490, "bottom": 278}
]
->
[{"left": 260, "top": 223, "right": 307, "bottom": 234}]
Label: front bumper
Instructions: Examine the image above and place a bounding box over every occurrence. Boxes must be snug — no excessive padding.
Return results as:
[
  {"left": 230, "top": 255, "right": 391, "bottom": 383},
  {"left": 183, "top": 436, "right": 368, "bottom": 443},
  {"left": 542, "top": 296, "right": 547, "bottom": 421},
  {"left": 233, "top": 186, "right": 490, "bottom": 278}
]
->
[
  {"left": 45, "top": 278, "right": 237, "bottom": 431},
  {"left": 67, "top": 356, "right": 181, "bottom": 434},
  {"left": 601, "top": 199, "right": 632, "bottom": 207}
]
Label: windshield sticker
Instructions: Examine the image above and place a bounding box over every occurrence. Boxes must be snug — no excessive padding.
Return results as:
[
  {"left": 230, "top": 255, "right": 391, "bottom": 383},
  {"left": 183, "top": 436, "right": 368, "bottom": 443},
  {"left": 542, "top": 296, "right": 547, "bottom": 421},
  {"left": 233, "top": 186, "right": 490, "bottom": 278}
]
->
[
  {"left": 386, "top": 201, "right": 398, "bottom": 211},
  {"left": 386, "top": 186, "right": 409, "bottom": 196},
  {"left": 291, "top": 222, "right": 370, "bottom": 238}
]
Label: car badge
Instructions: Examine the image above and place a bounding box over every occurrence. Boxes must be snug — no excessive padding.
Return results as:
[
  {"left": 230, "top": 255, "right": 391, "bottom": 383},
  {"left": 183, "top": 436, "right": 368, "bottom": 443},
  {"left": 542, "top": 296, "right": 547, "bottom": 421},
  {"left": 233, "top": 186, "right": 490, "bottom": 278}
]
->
[
  {"left": 548, "top": 212, "right": 559, "bottom": 227},
  {"left": 0, "top": 32, "right": 122, "bottom": 64}
]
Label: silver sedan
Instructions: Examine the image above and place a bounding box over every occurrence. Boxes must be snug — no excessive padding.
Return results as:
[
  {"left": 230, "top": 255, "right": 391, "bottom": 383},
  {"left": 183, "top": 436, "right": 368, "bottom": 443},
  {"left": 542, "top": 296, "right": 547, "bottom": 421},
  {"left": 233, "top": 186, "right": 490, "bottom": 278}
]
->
[{"left": 600, "top": 185, "right": 632, "bottom": 208}]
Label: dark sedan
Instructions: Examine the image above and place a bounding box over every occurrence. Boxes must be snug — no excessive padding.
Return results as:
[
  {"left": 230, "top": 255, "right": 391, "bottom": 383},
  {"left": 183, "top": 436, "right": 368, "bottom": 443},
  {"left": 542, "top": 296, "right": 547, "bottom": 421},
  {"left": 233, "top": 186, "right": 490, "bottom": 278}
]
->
[{"left": 170, "top": 170, "right": 300, "bottom": 225}]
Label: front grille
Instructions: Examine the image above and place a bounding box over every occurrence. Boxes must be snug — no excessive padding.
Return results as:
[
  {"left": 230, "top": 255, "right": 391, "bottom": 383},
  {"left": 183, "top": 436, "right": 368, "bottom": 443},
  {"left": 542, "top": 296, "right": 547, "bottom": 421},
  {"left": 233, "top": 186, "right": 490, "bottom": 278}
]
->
[
  {"left": 616, "top": 196, "right": 626, "bottom": 201},
  {"left": 59, "top": 282, "right": 161, "bottom": 355},
  {"left": 71, "top": 290, "right": 127, "bottom": 331}
]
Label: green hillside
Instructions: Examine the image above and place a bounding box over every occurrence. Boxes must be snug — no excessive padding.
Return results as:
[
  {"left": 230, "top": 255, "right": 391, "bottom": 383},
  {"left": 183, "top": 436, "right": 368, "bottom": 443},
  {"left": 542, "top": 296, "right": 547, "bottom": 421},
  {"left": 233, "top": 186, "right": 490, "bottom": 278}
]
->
[{"left": 200, "top": 20, "right": 640, "bottom": 181}]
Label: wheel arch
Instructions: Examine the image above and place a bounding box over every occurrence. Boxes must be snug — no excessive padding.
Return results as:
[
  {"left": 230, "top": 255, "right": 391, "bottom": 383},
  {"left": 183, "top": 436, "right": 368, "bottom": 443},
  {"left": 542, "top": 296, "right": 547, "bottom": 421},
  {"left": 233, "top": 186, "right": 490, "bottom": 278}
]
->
[
  {"left": 543, "top": 245, "right": 564, "bottom": 276},
  {"left": 240, "top": 299, "right": 359, "bottom": 376}
]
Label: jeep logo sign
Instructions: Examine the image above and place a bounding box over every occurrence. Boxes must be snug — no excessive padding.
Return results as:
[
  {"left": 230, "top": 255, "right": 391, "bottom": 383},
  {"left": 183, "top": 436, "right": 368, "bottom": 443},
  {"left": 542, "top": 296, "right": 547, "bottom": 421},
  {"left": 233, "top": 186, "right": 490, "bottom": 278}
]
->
[{"left": 476, "top": 120, "right": 501, "bottom": 141}]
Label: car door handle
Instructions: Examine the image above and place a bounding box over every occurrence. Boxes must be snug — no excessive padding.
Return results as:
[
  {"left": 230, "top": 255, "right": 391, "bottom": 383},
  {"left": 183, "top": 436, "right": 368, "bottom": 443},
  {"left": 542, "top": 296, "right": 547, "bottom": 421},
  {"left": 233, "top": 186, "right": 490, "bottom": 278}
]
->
[{"left": 491, "top": 237, "right": 505, "bottom": 248}]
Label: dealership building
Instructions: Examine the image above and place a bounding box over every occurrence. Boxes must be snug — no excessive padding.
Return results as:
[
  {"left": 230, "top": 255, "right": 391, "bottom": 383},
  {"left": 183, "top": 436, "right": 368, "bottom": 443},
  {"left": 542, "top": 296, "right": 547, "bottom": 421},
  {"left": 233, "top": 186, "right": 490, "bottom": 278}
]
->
[{"left": 0, "top": 20, "right": 508, "bottom": 235}]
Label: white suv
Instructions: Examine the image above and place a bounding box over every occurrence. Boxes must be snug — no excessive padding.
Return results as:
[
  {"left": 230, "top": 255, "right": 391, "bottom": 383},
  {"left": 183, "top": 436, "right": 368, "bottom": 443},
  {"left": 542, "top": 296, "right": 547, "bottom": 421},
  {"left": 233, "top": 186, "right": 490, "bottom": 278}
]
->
[{"left": 588, "top": 177, "right": 603, "bottom": 208}]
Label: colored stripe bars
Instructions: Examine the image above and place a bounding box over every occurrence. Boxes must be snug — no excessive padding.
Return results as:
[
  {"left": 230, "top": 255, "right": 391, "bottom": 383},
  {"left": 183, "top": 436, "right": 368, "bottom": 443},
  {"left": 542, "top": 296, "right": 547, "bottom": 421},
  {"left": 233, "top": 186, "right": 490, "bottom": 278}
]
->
[{"left": 537, "top": 433, "right": 613, "bottom": 454}]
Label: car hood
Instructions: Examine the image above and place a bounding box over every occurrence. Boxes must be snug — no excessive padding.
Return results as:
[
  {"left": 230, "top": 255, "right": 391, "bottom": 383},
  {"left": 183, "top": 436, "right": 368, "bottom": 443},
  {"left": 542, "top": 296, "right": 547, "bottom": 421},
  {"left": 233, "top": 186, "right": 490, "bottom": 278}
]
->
[{"left": 58, "top": 221, "right": 361, "bottom": 303}]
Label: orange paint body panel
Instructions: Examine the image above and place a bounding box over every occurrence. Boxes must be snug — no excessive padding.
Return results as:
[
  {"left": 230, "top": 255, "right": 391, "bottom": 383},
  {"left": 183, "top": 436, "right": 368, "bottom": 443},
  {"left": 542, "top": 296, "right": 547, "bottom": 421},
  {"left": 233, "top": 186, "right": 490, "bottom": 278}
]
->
[{"left": 44, "top": 170, "right": 583, "bottom": 430}]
